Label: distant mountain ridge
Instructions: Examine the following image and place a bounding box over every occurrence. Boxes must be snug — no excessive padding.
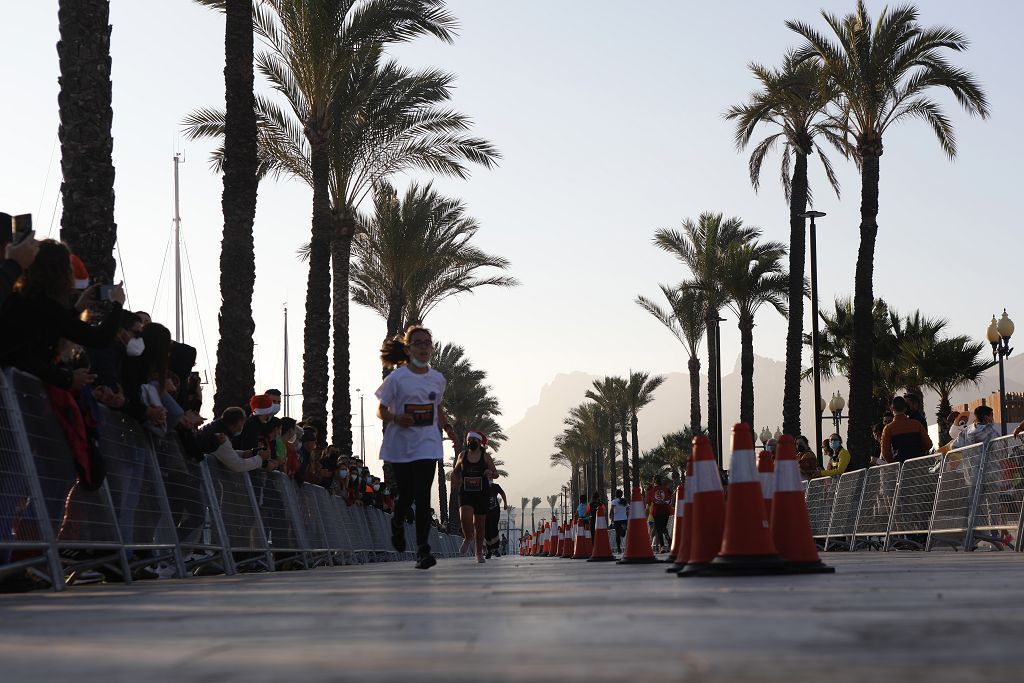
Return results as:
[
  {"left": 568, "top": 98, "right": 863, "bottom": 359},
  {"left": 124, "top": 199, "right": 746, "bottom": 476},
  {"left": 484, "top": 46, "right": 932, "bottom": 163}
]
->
[{"left": 499, "top": 353, "right": 1024, "bottom": 506}]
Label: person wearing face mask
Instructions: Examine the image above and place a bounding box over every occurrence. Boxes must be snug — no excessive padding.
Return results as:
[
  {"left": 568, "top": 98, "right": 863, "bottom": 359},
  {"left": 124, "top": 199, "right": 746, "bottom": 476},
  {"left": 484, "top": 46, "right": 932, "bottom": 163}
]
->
[
  {"left": 194, "top": 406, "right": 272, "bottom": 472},
  {"left": 451, "top": 431, "right": 498, "bottom": 563},
  {"left": 376, "top": 325, "right": 457, "bottom": 570},
  {"left": 233, "top": 394, "right": 278, "bottom": 450},
  {"left": 820, "top": 434, "right": 851, "bottom": 477}
]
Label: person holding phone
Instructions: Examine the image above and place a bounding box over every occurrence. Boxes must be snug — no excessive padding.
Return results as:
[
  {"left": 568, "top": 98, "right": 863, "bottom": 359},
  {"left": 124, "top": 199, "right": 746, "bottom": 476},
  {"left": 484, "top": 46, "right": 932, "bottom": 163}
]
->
[{"left": 376, "top": 325, "right": 456, "bottom": 570}]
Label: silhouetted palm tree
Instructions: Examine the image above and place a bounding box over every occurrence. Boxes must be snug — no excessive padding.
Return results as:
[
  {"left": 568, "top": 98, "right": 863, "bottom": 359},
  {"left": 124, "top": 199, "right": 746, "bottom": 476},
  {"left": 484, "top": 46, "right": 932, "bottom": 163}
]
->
[
  {"left": 907, "top": 337, "right": 994, "bottom": 445},
  {"left": 789, "top": 1, "right": 989, "bottom": 458},
  {"left": 530, "top": 497, "right": 541, "bottom": 531},
  {"left": 626, "top": 371, "right": 666, "bottom": 487}
]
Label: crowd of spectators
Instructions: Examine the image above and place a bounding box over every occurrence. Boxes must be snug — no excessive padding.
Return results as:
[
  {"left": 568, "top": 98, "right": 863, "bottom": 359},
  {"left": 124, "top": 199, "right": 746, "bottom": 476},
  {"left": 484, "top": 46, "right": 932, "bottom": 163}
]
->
[{"left": 0, "top": 230, "right": 403, "bottom": 592}]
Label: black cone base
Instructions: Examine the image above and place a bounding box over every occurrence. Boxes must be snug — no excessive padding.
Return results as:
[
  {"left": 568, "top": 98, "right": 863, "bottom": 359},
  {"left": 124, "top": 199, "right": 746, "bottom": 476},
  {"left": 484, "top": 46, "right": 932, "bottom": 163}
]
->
[
  {"left": 665, "top": 562, "right": 686, "bottom": 573},
  {"left": 676, "top": 561, "right": 710, "bottom": 577},
  {"left": 703, "top": 553, "right": 790, "bottom": 576},
  {"left": 587, "top": 555, "right": 618, "bottom": 562},
  {"left": 617, "top": 556, "right": 658, "bottom": 564},
  {"left": 786, "top": 560, "right": 835, "bottom": 574}
]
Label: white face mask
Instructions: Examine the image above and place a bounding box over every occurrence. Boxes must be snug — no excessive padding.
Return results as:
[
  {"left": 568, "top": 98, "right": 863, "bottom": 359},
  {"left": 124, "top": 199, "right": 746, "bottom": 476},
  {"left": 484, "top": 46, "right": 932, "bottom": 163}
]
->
[
  {"left": 338, "top": 469, "right": 348, "bottom": 478},
  {"left": 373, "top": 483, "right": 380, "bottom": 492},
  {"left": 410, "top": 357, "right": 430, "bottom": 369},
  {"left": 126, "top": 337, "right": 145, "bottom": 357},
  {"left": 268, "top": 402, "right": 281, "bottom": 416}
]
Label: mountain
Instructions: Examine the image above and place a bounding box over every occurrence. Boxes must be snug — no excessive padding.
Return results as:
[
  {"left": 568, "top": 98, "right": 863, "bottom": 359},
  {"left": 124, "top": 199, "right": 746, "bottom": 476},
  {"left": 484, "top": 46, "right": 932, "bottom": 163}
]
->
[{"left": 499, "top": 353, "right": 1024, "bottom": 507}]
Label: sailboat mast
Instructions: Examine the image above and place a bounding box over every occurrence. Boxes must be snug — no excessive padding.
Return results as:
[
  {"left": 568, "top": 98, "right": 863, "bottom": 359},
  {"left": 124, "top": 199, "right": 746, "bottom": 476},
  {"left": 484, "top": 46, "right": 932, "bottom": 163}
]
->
[
  {"left": 283, "top": 305, "right": 290, "bottom": 417},
  {"left": 173, "top": 153, "right": 184, "bottom": 343}
]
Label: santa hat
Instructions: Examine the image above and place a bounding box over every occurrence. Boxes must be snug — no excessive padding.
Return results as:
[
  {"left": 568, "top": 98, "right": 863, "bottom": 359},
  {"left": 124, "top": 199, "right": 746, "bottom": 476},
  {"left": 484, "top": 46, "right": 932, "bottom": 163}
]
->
[
  {"left": 249, "top": 394, "right": 275, "bottom": 416},
  {"left": 467, "top": 431, "right": 487, "bottom": 447},
  {"left": 70, "top": 255, "right": 90, "bottom": 290}
]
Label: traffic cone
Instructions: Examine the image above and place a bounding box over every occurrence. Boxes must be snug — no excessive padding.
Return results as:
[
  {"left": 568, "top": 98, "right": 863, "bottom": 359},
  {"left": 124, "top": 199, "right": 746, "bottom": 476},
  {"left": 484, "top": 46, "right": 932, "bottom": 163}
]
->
[
  {"left": 664, "top": 484, "right": 686, "bottom": 564},
  {"left": 758, "top": 450, "right": 775, "bottom": 520},
  {"left": 553, "top": 523, "right": 562, "bottom": 557},
  {"left": 666, "top": 458, "right": 694, "bottom": 573},
  {"left": 588, "top": 505, "right": 616, "bottom": 562},
  {"left": 678, "top": 435, "right": 724, "bottom": 576},
  {"left": 571, "top": 517, "right": 592, "bottom": 559},
  {"left": 771, "top": 435, "right": 834, "bottom": 574},
  {"left": 707, "top": 424, "right": 787, "bottom": 575},
  {"left": 541, "top": 522, "right": 551, "bottom": 556},
  {"left": 617, "top": 487, "right": 657, "bottom": 564},
  {"left": 561, "top": 521, "right": 575, "bottom": 558}
]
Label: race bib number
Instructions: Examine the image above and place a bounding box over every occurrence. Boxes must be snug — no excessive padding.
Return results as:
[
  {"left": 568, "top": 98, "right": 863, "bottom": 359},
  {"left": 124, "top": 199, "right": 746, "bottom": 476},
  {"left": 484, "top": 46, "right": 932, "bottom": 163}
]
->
[
  {"left": 404, "top": 403, "right": 435, "bottom": 427},
  {"left": 464, "top": 476, "right": 483, "bottom": 492}
]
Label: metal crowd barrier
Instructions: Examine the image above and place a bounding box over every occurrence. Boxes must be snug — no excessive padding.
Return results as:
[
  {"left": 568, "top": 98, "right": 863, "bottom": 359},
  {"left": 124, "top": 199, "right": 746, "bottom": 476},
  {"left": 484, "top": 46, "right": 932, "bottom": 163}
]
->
[
  {"left": 802, "top": 437, "right": 1024, "bottom": 553},
  {"left": 0, "top": 369, "right": 463, "bottom": 590}
]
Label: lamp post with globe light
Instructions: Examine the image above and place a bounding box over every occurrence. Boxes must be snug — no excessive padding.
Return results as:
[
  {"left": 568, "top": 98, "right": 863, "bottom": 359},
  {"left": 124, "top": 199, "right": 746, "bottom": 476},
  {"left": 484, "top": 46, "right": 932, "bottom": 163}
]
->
[
  {"left": 828, "top": 392, "right": 848, "bottom": 436},
  {"left": 986, "top": 310, "right": 1014, "bottom": 435}
]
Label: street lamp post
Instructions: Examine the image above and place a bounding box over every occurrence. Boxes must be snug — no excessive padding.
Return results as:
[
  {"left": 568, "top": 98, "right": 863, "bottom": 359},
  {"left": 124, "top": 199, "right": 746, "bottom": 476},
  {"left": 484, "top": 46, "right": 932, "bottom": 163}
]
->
[
  {"left": 986, "top": 310, "right": 1015, "bottom": 435},
  {"left": 828, "top": 391, "right": 848, "bottom": 438},
  {"left": 714, "top": 315, "right": 726, "bottom": 468},
  {"left": 799, "top": 210, "right": 827, "bottom": 466}
]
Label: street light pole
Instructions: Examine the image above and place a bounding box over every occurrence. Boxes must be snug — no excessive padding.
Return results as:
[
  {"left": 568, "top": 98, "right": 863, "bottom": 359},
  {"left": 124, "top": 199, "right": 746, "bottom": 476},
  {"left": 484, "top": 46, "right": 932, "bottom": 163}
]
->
[
  {"left": 715, "top": 315, "right": 726, "bottom": 469},
  {"left": 799, "top": 210, "right": 827, "bottom": 468},
  {"left": 987, "top": 310, "right": 1015, "bottom": 435}
]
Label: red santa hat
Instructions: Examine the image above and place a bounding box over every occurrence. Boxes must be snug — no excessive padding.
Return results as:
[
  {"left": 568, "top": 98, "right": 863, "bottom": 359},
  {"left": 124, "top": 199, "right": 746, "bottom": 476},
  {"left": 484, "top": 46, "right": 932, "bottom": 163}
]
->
[
  {"left": 249, "top": 394, "right": 275, "bottom": 416},
  {"left": 467, "top": 431, "right": 487, "bottom": 447},
  {"left": 70, "top": 255, "right": 90, "bottom": 290}
]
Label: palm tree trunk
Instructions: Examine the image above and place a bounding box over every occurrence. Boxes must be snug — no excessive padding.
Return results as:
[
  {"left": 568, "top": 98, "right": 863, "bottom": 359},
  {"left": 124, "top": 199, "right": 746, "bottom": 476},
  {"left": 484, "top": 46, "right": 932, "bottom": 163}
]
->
[
  {"left": 594, "top": 448, "right": 604, "bottom": 502},
  {"left": 607, "top": 429, "right": 618, "bottom": 492},
  {"left": 618, "top": 423, "right": 630, "bottom": 494},
  {"left": 57, "top": 0, "right": 117, "bottom": 282},
  {"left": 688, "top": 353, "right": 702, "bottom": 434},
  {"left": 300, "top": 132, "right": 332, "bottom": 445},
  {"left": 705, "top": 318, "right": 719, "bottom": 464},
  {"left": 782, "top": 152, "right": 809, "bottom": 437},
  {"left": 330, "top": 213, "right": 355, "bottom": 453},
  {"left": 212, "top": 0, "right": 258, "bottom": 415},
  {"left": 630, "top": 413, "right": 641, "bottom": 489},
  {"left": 936, "top": 392, "right": 953, "bottom": 447},
  {"left": 619, "top": 421, "right": 631, "bottom": 492},
  {"left": 847, "top": 147, "right": 881, "bottom": 462},
  {"left": 738, "top": 312, "right": 756, "bottom": 433}
]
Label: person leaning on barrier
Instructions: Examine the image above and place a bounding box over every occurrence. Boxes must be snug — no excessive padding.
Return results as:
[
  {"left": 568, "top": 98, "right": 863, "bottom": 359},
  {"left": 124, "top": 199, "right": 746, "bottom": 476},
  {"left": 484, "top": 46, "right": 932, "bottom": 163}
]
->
[
  {"left": 950, "top": 405, "right": 1000, "bottom": 449},
  {"left": 0, "top": 228, "right": 39, "bottom": 309},
  {"left": 195, "top": 406, "right": 272, "bottom": 472},
  {"left": 881, "top": 396, "right": 933, "bottom": 464}
]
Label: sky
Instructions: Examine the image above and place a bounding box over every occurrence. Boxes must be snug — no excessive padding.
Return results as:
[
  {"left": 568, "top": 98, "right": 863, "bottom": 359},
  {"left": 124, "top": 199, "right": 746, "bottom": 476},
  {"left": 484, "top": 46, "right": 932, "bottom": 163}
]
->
[{"left": 2, "top": 1, "right": 1021, "bottom": 484}]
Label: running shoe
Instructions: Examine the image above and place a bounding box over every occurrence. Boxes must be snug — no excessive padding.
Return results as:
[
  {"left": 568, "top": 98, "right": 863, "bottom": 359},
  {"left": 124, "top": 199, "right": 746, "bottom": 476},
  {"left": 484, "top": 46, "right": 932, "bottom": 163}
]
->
[
  {"left": 391, "top": 515, "right": 407, "bottom": 553},
  {"left": 415, "top": 551, "right": 437, "bottom": 570},
  {"left": 477, "top": 556, "right": 485, "bottom": 564}
]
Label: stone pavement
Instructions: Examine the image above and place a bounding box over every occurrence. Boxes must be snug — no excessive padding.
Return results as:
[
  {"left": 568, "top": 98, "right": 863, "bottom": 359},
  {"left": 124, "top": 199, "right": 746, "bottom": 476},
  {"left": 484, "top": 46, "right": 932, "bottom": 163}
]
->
[{"left": 1, "top": 552, "right": 1022, "bottom": 682}]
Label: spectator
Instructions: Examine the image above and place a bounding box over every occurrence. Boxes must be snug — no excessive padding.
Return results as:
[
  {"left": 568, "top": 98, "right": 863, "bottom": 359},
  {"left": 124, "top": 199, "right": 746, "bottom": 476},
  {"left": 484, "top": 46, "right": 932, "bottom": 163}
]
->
[
  {"left": 881, "top": 396, "right": 933, "bottom": 464},
  {"left": 257, "top": 417, "right": 282, "bottom": 472},
  {"left": 233, "top": 393, "right": 277, "bottom": 450},
  {"left": 869, "top": 422, "right": 886, "bottom": 466},
  {"left": 280, "top": 417, "right": 298, "bottom": 475},
  {"left": 821, "top": 433, "right": 851, "bottom": 476},
  {"left": 316, "top": 446, "right": 338, "bottom": 489},
  {"left": 294, "top": 428, "right": 317, "bottom": 480},
  {"left": 950, "top": 405, "right": 1000, "bottom": 449},
  {"left": 122, "top": 323, "right": 190, "bottom": 436},
  {"left": 609, "top": 488, "right": 628, "bottom": 553},
  {"left": 1, "top": 227, "right": 39, "bottom": 308},
  {"left": 264, "top": 388, "right": 283, "bottom": 416},
  {"left": 576, "top": 493, "right": 587, "bottom": 520},
  {"left": 195, "top": 406, "right": 270, "bottom": 472},
  {"left": 904, "top": 392, "right": 929, "bottom": 431},
  {"left": 764, "top": 438, "right": 778, "bottom": 459}
]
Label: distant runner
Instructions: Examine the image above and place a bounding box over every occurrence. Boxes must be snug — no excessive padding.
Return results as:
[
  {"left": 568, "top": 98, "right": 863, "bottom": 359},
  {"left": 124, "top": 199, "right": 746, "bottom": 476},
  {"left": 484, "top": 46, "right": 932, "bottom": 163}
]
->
[
  {"left": 609, "top": 488, "right": 628, "bottom": 553},
  {"left": 645, "top": 475, "right": 673, "bottom": 553},
  {"left": 451, "top": 431, "right": 498, "bottom": 563}
]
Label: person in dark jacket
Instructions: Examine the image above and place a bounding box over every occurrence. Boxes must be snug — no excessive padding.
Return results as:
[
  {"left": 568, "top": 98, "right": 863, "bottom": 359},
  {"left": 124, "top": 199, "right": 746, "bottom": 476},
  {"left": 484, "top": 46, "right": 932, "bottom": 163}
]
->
[
  {"left": 0, "top": 240, "right": 123, "bottom": 388},
  {"left": 881, "top": 396, "right": 933, "bottom": 463},
  {"left": 0, "top": 229, "right": 38, "bottom": 309},
  {"left": 195, "top": 407, "right": 270, "bottom": 472}
]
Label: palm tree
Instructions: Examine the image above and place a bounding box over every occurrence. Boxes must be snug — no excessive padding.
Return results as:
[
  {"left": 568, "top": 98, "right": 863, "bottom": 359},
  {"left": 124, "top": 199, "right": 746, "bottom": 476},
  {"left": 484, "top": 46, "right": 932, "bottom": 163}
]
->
[
  {"left": 626, "top": 371, "right": 666, "bottom": 487},
  {"left": 654, "top": 213, "right": 759, "bottom": 464},
  {"left": 530, "top": 497, "right": 541, "bottom": 532},
  {"left": 713, "top": 240, "right": 788, "bottom": 433},
  {"left": 636, "top": 285, "right": 706, "bottom": 434},
  {"left": 586, "top": 376, "right": 627, "bottom": 493},
  {"left": 564, "top": 402, "right": 611, "bottom": 502},
  {"left": 725, "top": 50, "right": 843, "bottom": 439},
  {"left": 907, "top": 337, "right": 994, "bottom": 445},
  {"left": 520, "top": 497, "right": 527, "bottom": 534},
  {"left": 184, "top": 5, "right": 498, "bottom": 445},
  {"left": 350, "top": 182, "right": 517, "bottom": 357},
  {"left": 788, "top": 1, "right": 990, "bottom": 458},
  {"left": 57, "top": 0, "right": 117, "bottom": 282},
  {"left": 193, "top": 0, "right": 260, "bottom": 414},
  {"left": 546, "top": 494, "right": 559, "bottom": 523}
]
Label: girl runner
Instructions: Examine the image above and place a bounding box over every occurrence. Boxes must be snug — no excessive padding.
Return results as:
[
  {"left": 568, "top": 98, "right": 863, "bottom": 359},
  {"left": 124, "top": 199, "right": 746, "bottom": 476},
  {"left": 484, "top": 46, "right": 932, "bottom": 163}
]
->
[
  {"left": 451, "top": 431, "right": 499, "bottom": 563},
  {"left": 377, "top": 326, "right": 456, "bottom": 570}
]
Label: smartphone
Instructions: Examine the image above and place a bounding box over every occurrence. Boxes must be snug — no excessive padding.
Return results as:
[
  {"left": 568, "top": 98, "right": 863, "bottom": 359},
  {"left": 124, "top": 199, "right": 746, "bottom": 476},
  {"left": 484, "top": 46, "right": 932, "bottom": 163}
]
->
[
  {"left": 98, "top": 284, "right": 115, "bottom": 301},
  {"left": 12, "top": 214, "right": 32, "bottom": 245}
]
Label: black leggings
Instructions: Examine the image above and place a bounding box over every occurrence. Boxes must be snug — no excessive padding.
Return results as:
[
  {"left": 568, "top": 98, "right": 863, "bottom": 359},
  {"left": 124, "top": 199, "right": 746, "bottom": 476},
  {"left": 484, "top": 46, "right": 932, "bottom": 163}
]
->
[{"left": 391, "top": 459, "right": 437, "bottom": 552}]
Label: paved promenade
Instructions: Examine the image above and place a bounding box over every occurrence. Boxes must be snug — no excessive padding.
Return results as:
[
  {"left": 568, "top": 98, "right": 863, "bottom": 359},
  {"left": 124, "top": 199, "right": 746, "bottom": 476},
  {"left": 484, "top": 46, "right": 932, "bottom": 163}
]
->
[{"left": 1, "top": 552, "right": 1022, "bottom": 682}]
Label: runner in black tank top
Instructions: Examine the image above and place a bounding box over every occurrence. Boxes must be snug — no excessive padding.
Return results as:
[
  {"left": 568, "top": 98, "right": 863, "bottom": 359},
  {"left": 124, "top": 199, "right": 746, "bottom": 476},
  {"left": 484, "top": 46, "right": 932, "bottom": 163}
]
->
[{"left": 451, "top": 431, "right": 496, "bottom": 563}]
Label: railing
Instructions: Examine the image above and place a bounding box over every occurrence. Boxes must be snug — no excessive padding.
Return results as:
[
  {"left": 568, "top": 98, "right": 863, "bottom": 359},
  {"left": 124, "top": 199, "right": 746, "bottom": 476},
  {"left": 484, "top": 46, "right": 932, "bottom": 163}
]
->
[
  {"left": 803, "top": 436, "right": 1024, "bottom": 553},
  {"left": 0, "top": 369, "right": 461, "bottom": 591}
]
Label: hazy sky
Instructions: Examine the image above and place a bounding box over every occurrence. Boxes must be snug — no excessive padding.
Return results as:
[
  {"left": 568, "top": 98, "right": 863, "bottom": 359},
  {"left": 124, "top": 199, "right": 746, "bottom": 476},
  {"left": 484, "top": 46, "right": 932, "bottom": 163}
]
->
[{"left": 2, "top": 1, "right": 1020, "bottom": 481}]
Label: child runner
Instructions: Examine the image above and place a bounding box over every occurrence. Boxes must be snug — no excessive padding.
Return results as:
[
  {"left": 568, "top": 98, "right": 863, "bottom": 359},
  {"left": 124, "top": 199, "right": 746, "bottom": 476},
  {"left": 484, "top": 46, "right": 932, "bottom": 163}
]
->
[
  {"left": 451, "top": 431, "right": 499, "bottom": 563},
  {"left": 377, "top": 326, "right": 456, "bottom": 570}
]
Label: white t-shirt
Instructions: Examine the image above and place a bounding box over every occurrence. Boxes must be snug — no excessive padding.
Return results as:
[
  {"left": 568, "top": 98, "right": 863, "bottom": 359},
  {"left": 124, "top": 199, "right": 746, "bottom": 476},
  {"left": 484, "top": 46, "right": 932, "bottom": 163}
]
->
[
  {"left": 375, "top": 365, "right": 447, "bottom": 463},
  {"left": 610, "top": 497, "right": 628, "bottom": 522}
]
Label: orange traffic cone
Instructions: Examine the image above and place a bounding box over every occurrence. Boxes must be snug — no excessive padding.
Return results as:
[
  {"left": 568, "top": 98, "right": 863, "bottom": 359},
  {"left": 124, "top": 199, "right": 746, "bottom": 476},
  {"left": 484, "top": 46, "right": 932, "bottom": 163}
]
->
[
  {"left": 542, "top": 522, "right": 551, "bottom": 556},
  {"left": 664, "top": 484, "right": 686, "bottom": 564},
  {"left": 552, "top": 523, "right": 562, "bottom": 557},
  {"left": 561, "top": 521, "right": 575, "bottom": 558},
  {"left": 588, "top": 505, "right": 616, "bottom": 561},
  {"left": 771, "top": 435, "right": 834, "bottom": 573},
  {"left": 571, "top": 517, "right": 592, "bottom": 559},
  {"left": 678, "top": 435, "right": 724, "bottom": 576},
  {"left": 758, "top": 450, "right": 775, "bottom": 520},
  {"left": 618, "top": 487, "right": 657, "bottom": 564},
  {"left": 666, "top": 457, "right": 694, "bottom": 572},
  {"left": 708, "top": 424, "right": 787, "bottom": 575}
]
